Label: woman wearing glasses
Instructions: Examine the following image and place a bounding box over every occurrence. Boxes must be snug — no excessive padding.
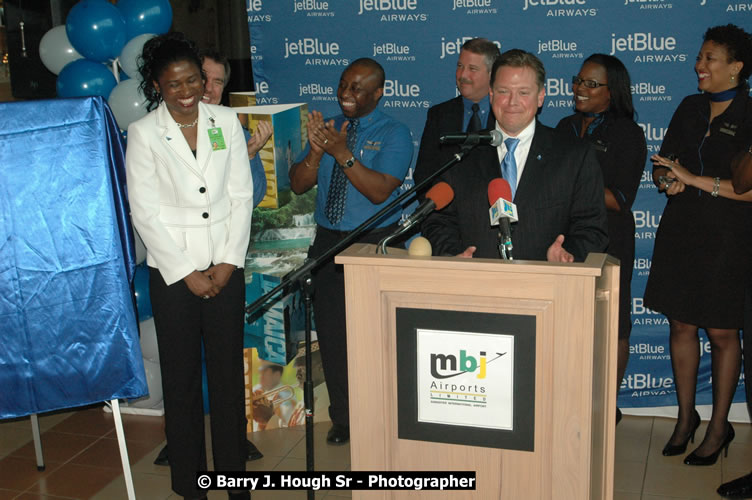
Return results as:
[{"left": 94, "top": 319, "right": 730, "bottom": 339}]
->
[
  {"left": 644, "top": 24, "right": 752, "bottom": 467},
  {"left": 556, "top": 54, "right": 646, "bottom": 424}
]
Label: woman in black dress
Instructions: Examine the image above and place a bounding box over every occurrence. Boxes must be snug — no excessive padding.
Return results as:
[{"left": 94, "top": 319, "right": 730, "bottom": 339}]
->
[
  {"left": 644, "top": 24, "right": 752, "bottom": 466},
  {"left": 556, "top": 54, "right": 646, "bottom": 423}
]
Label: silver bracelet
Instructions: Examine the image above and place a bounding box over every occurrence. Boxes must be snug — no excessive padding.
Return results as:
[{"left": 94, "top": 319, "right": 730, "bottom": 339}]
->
[{"left": 711, "top": 177, "right": 720, "bottom": 197}]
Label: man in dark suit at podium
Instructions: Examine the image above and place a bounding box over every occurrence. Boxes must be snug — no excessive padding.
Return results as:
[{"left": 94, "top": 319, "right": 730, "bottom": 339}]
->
[
  {"left": 422, "top": 49, "right": 608, "bottom": 262},
  {"left": 413, "top": 38, "right": 500, "bottom": 194}
]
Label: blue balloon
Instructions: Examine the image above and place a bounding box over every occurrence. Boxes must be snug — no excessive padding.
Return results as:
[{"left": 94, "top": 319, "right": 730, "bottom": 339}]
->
[
  {"left": 66, "top": 0, "right": 127, "bottom": 62},
  {"left": 133, "top": 263, "right": 153, "bottom": 321},
  {"left": 56, "top": 59, "right": 118, "bottom": 98},
  {"left": 116, "top": 0, "right": 173, "bottom": 40}
]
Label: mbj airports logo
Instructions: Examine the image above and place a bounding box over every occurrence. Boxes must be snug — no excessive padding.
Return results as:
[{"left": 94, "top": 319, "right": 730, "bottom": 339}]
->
[
  {"left": 522, "top": 0, "right": 597, "bottom": 17},
  {"left": 610, "top": 32, "right": 687, "bottom": 63},
  {"left": 293, "top": 0, "right": 334, "bottom": 16},
  {"left": 452, "top": 0, "right": 498, "bottom": 14},
  {"left": 381, "top": 79, "right": 429, "bottom": 109},
  {"left": 440, "top": 36, "right": 501, "bottom": 60},
  {"left": 298, "top": 82, "right": 336, "bottom": 102},
  {"left": 247, "top": 0, "right": 272, "bottom": 22},
  {"left": 357, "top": 0, "right": 429, "bottom": 22},
  {"left": 429, "top": 350, "right": 505, "bottom": 406},
  {"left": 373, "top": 42, "right": 415, "bottom": 62},
  {"left": 283, "top": 38, "right": 349, "bottom": 67}
]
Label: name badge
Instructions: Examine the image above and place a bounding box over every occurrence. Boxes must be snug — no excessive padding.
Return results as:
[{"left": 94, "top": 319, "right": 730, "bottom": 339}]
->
[
  {"left": 208, "top": 128, "right": 227, "bottom": 150},
  {"left": 720, "top": 122, "right": 737, "bottom": 137}
]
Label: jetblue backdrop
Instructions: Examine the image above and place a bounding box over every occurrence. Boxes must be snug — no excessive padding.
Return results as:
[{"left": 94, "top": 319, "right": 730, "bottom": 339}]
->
[{"left": 246, "top": 0, "right": 750, "bottom": 410}]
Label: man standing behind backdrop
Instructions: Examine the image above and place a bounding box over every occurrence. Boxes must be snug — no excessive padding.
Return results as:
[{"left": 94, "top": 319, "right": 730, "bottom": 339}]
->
[
  {"left": 289, "top": 58, "right": 412, "bottom": 444},
  {"left": 413, "top": 38, "right": 500, "bottom": 193}
]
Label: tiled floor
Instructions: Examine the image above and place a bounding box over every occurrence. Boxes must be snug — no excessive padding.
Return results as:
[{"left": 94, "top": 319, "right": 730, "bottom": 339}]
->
[{"left": 0, "top": 406, "right": 749, "bottom": 499}]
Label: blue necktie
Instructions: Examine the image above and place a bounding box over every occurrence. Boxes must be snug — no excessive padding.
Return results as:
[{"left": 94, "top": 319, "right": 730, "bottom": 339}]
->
[
  {"left": 325, "top": 118, "right": 359, "bottom": 224},
  {"left": 501, "top": 137, "right": 520, "bottom": 199}
]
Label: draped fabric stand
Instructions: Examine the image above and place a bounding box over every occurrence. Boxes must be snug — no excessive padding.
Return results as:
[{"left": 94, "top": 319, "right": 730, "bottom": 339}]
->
[{"left": 0, "top": 97, "right": 147, "bottom": 499}]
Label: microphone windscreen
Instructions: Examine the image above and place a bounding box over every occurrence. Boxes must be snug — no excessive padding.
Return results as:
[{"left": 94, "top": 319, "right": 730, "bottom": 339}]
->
[
  {"left": 425, "top": 182, "right": 454, "bottom": 210},
  {"left": 488, "top": 178, "right": 513, "bottom": 206},
  {"left": 408, "top": 236, "right": 432, "bottom": 256}
]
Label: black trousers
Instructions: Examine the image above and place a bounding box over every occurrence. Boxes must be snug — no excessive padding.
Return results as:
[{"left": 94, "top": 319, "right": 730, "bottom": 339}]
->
[
  {"left": 308, "top": 224, "right": 398, "bottom": 427},
  {"left": 149, "top": 267, "right": 246, "bottom": 498},
  {"left": 744, "top": 286, "right": 752, "bottom": 418}
]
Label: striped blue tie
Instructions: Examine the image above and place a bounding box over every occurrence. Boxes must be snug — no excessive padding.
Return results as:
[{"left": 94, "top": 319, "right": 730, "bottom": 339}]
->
[{"left": 501, "top": 137, "right": 519, "bottom": 199}]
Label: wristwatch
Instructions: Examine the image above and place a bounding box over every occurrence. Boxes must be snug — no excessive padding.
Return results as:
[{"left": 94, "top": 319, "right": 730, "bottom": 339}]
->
[{"left": 342, "top": 156, "right": 356, "bottom": 169}]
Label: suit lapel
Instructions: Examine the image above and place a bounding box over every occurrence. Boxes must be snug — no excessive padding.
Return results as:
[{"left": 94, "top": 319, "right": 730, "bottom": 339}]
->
[
  {"left": 196, "top": 103, "right": 216, "bottom": 174},
  {"left": 515, "top": 121, "right": 549, "bottom": 202},
  {"left": 156, "top": 103, "right": 203, "bottom": 180}
]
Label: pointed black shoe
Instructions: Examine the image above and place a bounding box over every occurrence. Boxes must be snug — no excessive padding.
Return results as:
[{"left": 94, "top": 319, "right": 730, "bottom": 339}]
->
[
  {"left": 684, "top": 423, "right": 735, "bottom": 466},
  {"left": 662, "top": 409, "right": 700, "bottom": 456},
  {"left": 718, "top": 472, "right": 752, "bottom": 498},
  {"left": 153, "top": 444, "right": 169, "bottom": 466},
  {"left": 246, "top": 439, "right": 263, "bottom": 461},
  {"left": 326, "top": 424, "right": 350, "bottom": 445}
]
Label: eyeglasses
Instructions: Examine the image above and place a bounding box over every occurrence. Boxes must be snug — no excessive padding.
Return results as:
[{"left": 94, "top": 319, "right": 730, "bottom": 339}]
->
[{"left": 572, "top": 76, "right": 608, "bottom": 88}]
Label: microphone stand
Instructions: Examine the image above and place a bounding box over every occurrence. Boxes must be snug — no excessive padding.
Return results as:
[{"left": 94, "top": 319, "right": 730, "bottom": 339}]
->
[{"left": 245, "top": 137, "right": 483, "bottom": 496}]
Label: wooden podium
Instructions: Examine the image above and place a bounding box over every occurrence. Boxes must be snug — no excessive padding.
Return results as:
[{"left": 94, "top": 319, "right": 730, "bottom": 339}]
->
[{"left": 335, "top": 244, "right": 619, "bottom": 499}]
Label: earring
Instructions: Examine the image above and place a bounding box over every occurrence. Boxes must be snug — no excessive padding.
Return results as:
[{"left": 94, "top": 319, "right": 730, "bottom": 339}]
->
[{"left": 731, "top": 75, "right": 736, "bottom": 81}]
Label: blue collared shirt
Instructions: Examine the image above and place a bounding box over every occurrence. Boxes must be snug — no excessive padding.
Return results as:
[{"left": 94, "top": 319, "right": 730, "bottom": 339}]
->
[
  {"left": 243, "top": 127, "right": 268, "bottom": 208},
  {"left": 462, "top": 95, "right": 491, "bottom": 131},
  {"left": 296, "top": 108, "right": 413, "bottom": 230}
]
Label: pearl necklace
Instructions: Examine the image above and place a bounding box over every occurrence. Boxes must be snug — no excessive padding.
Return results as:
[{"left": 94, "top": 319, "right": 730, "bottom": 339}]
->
[{"left": 176, "top": 116, "right": 199, "bottom": 129}]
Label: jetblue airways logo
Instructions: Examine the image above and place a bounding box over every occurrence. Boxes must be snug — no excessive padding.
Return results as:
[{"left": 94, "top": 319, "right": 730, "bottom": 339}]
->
[
  {"left": 358, "top": 0, "right": 428, "bottom": 20},
  {"left": 293, "top": 0, "right": 334, "bottom": 16},
  {"left": 430, "top": 350, "right": 505, "bottom": 379},
  {"left": 523, "top": 0, "right": 596, "bottom": 16},
  {"left": 440, "top": 36, "right": 501, "bottom": 59},
  {"left": 623, "top": 0, "right": 673, "bottom": 10},
  {"left": 247, "top": 0, "right": 272, "bottom": 21},
  {"left": 610, "top": 32, "right": 687, "bottom": 63},
  {"left": 453, "top": 0, "right": 497, "bottom": 13}
]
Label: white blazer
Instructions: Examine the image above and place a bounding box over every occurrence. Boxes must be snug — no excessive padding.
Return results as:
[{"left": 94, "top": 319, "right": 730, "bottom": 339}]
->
[{"left": 125, "top": 101, "right": 253, "bottom": 286}]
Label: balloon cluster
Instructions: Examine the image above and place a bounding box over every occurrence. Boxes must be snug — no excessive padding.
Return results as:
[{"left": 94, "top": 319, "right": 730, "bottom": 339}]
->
[{"left": 40, "top": 0, "right": 172, "bottom": 130}]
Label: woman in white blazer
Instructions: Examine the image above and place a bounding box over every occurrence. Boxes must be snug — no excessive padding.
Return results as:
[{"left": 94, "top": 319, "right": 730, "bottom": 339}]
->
[{"left": 125, "top": 33, "right": 252, "bottom": 500}]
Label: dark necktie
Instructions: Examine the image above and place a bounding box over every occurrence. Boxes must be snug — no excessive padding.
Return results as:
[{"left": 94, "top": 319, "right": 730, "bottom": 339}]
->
[
  {"left": 324, "top": 118, "right": 359, "bottom": 224},
  {"left": 467, "top": 103, "right": 482, "bottom": 132},
  {"left": 501, "top": 137, "right": 520, "bottom": 199}
]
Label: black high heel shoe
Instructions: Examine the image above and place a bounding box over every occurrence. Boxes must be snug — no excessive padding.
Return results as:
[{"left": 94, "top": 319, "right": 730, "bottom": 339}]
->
[
  {"left": 662, "top": 409, "right": 701, "bottom": 456},
  {"left": 684, "top": 422, "right": 735, "bottom": 466}
]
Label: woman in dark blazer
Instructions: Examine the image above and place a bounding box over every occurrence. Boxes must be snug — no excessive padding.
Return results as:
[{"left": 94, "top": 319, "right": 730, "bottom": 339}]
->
[
  {"left": 555, "top": 54, "right": 646, "bottom": 424},
  {"left": 125, "top": 33, "right": 253, "bottom": 500}
]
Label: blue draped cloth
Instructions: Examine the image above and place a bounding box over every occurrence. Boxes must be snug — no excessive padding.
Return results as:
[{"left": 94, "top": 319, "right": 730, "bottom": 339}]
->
[{"left": 0, "top": 97, "right": 147, "bottom": 419}]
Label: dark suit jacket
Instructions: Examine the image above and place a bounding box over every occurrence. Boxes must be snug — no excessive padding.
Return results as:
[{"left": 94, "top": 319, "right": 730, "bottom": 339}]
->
[
  {"left": 421, "top": 121, "right": 608, "bottom": 262},
  {"left": 413, "top": 96, "right": 496, "bottom": 192}
]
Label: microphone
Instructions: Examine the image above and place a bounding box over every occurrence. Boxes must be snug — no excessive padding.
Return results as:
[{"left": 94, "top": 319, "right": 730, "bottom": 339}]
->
[
  {"left": 404, "top": 181, "right": 454, "bottom": 229},
  {"left": 377, "top": 182, "right": 454, "bottom": 254},
  {"left": 439, "top": 129, "right": 503, "bottom": 147},
  {"left": 487, "top": 178, "right": 518, "bottom": 260}
]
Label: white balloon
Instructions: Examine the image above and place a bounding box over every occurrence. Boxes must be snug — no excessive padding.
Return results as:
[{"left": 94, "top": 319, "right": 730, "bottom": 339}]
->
[
  {"left": 129, "top": 359, "right": 163, "bottom": 409},
  {"left": 39, "top": 25, "right": 83, "bottom": 75},
  {"left": 118, "top": 33, "right": 155, "bottom": 80},
  {"left": 139, "top": 317, "right": 159, "bottom": 362},
  {"left": 133, "top": 225, "right": 147, "bottom": 264},
  {"left": 108, "top": 78, "right": 148, "bottom": 130}
]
